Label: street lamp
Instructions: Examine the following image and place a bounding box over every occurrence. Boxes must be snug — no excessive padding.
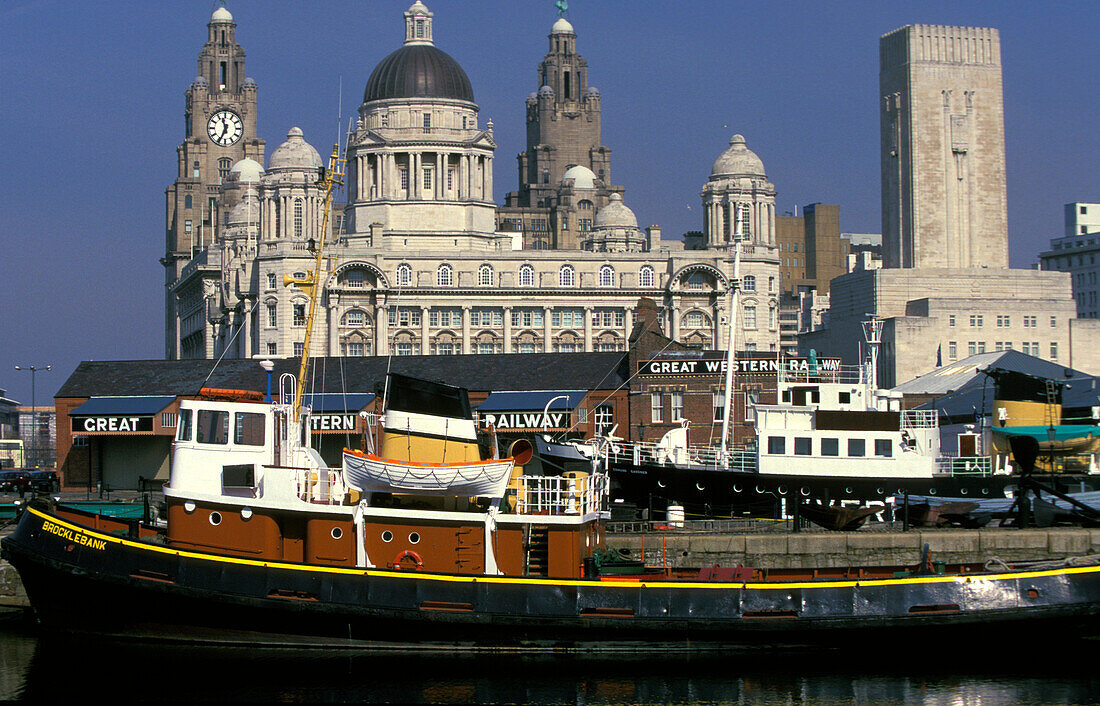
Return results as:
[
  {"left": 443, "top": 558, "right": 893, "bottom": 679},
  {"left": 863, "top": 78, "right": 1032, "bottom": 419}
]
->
[
  {"left": 14, "top": 365, "right": 51, "bottom": 470},
  {"left": 542, "top": 395, "right": 569, "bottom": 432}
]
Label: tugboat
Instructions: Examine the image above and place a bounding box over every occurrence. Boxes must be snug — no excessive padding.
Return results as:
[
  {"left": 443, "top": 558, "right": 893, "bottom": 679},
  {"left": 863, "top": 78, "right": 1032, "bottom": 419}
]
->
[{"left": 3, "top": 150, "right": 1100, "bottom": 648}]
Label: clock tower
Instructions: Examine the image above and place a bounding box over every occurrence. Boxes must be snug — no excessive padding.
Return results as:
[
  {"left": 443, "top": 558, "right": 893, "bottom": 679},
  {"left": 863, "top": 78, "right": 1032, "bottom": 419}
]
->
[{"left": 163, "top": 3, "right": 264, "bottom": 358}]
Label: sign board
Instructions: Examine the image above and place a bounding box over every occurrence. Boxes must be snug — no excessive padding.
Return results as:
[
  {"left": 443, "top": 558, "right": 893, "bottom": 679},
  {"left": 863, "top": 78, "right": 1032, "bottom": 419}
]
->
[
  {"left": 638, "top": 356, "right": 841, "bottom": 377},
  {"left": 480, "top": 411, "right": 571, "bottom": 431},
  {"left": 71, "top": 416, "right": 155, "bottom": 433},
  {"left": 310, "top": 413, "right": 357, "bottom": 433}
]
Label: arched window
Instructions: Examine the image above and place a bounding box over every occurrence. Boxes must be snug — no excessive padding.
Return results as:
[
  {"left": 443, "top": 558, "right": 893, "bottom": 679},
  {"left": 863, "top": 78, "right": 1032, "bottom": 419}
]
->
[
  {"left": 293, "top": 199, "right": 303, "bottom": 239},
  {"left": 599, "top": 265, "right": 615, "bottom": 287},
  {"left": 735, "top": 203, "right": 752, "bottom": 238},
  {"left": 639, "top": 266, "right": 655, "bottom": 288},
  {"left": 478, "top": 264, "right": 494, "bottom": 287},
  {"left": 683, "top": 311, "right": 709, "bottom": 328},
  {"left": 218, "top": 157, "right": 232, "bottom": 180},
  {"left": 578, "top": 199, "right": 594, "bottom": 211},
  {"left": 346, "top": 270, "right": 364, "bottom": 288},
  {"left": 342, "top": 310, "right": 367, "bottom": 327},
  {"left": 396, "top": 263, "right": 412, "bottom": 286},
  {"left": 518, "top": 264, "right": 535, "bottom": 287},
  {"left": 184, "top": 195, "right": 192, "bottom": 209},
  {"left": 437, "top": 264, "right": 454, "bottom": 287},
  {"left": 769, "top": 276, "right": 775, "bottom": 292},
  {"left": 559, "top": 264, "right": 576, "bottom": 287},
  {"left": 685, "top": 272, "right": 706, "bottom": 289},
  {"left": 742, "top": 275, "right": 756, "bottom": 292}
]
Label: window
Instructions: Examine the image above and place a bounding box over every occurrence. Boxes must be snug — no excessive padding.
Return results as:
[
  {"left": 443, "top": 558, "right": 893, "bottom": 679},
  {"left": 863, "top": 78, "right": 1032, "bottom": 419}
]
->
[
  {"left": 267, "top": 342, "right": 277, "bottom": 355},
  {"left": 794, "top": 437, "right": 812, "bottom": 456},
  {"left": 685, "top": 272, "right": 706, "bottom": 289},
  {"left": 684, "top": 311, "right": 706, "bottom": 328},
  {"left": 343, "top": 310, "right": 366, "bottom": 327},
  {"left": 968, "top": 341, "right": 977, "bottom": 356},
  {"left": 395, "top": 342, "right": 413, "bottom": 356},
  {"left": 949, "top": 315, "right": 956, "bottom": 327},
  {"left": 478, "top": 264, "right": 494, "bottom": 287},
  {"left": 640, "top": 266, "right": 655, "bottom": 288},
  {"left": 422, "top": 112, "right": 431, "bottom": 128},
  {"left": 559, "top": 265, "right": 576, "bottom": 287},
  {"left": 1051, "top": 341, "right": 1059, "bottom": 359},
  {"left": 470, "top": 308, "right": 503, "bottom": 327},
  {"left": 293, "top": 199, "right": 303, "bottom": 238},
  {"left": 768, "top": 436, "right": 786, "bottom": 454},
  {"left": 712, "top": 391, "right": 725, "bottom": 421},
  {"left": 193, "top": 160, "right": 200, "bottom": 177},
  {"left": 396, "top": 263, "right": 412, "bottom": 286},
  {"left": 651, "top": 392, "right": 664, "bottom": 422},
  {"left": 592, "top": 309, "right": 624, "bottom": 328},
  {"left": 185, "top": 195, "right": 193, "bottom": 209},
  {"left": 1050, "top": 316, "right": 1057, "bottom": 328},
  {"left": 578, "top": 218, "right": 592, "bottom": 232},
  {"left": 388, "top": 307, "right": 422, "bottom": 328},
  {"left": 821, "top": 438, "right": 839, "bottom": 456},
  {"left": 848, "top": 438, "right": 866, "bottom": 457},
  {"left": 552, "top": 308, "right": 585, "bottom": 328},
  {"left": 197, "top": 410, "right": 229, "bottom": 445},
  {"left": 599, "top": 265, "right": 615, "bottom": 287},
  {"left": 293, "top": 304, "right": 306, "bottom": 326},
  {"left": 430, "top": 308, "right": 462, "bottom": 328},
  {"left": 293, "top": 342, "right": 304, "bottom": 357},
  {"left": 742, "top": 275, "right": 756, "bottom": 292},
  {"left": 996, "top": 315, "right": 1010, "bottom": 327},
  {"left": 437, "top": 264, "right": 454, "bottom": 286},
  {"left": 977, "top": 341, "right": 986, "bottom": 354},
  {"left": 346, "top": 270, "right": 365, "bottom": 288},
  {"left": 161, "top": 412, "right": 178, "bottom": 429},
  {"left": 234, "top": 412, "right": 266, "bottom": 446},
  {"left": 594, "top": 405, "right": 613, "bottom": 436},
  {"left": 267, "top": 273, "right": 276, "bottom": 290},
  {"left": 743, "top": 306, "right": 757, "bottom": 329},
  {"left": 519, "top": 264, "right": 535, "bottom": 287},
  {"left": 267, "top": 303, "right": 277, "bottom": 328},
  {"left": 184, "top": 219, "right": 193, "bottom": 234},
  {"left": 745, "top": 388, "right": 759, "bottom": 422},
  {"left": 671, "top": 391, "right": 684, "bottom": 422},
  {"left": 874, "top": 439, "right": 893, "bottom": 457},
  {"left": 1023, "top": 315, "right": 1037, "bottom": 328},
  {"left": 969, "top": 314, "right": 983, "bottom": 327},
  {"left": 346, "top": 342, "right": 364, "bottom": 356},
  {"left": 219, "top": 157, "right": 231, "bottom": 180},
  {"left": 177, "top": 409, "right": 193, "bottom": 441},
  {"left": 423, "top": 168, "right": 432, "bottom": 190},
  {"left": 399, "top": 168, "right": 409, "bottom": 190}
]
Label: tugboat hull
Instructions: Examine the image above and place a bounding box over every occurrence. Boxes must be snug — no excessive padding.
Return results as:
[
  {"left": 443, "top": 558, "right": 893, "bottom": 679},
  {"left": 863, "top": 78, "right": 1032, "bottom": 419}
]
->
[{"left": 5, "top": 504, "right": 1100, "bottom": 649}]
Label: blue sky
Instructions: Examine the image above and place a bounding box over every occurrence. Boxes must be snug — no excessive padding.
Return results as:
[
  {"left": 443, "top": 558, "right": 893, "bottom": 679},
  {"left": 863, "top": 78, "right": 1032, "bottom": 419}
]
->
[{"left": 0, "top": 0, "right": 1097, "bottom": 404}]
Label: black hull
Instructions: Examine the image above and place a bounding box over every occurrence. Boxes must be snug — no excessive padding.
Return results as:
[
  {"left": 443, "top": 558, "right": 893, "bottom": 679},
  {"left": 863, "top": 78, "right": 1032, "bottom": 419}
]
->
[{"left": 4, "top": 503, "right": 1100, "bottom": 649}]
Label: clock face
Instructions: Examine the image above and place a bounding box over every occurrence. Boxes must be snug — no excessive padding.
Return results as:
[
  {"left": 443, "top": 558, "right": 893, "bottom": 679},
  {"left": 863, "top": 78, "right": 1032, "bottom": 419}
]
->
[{"left": 207, "top": 110, "right": 243, "bottom": 146}]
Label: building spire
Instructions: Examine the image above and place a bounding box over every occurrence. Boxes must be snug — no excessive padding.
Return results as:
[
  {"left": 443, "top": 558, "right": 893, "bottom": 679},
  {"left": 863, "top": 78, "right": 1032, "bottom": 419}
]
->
[{"left": 404, "top": 1, "right": 434, "bottom": 45}]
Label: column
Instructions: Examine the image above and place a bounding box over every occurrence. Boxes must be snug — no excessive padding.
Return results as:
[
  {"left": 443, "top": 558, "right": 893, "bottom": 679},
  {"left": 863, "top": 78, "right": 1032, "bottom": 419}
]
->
[
  {"left": 503, "top": 306, "right": 512, "bottom": 353},
  {"left": 241, "top": 300, "right": 253, "bottom": 358},
  {"left": 327, "top": 294, "right": 339, "bottom": 356},
  {"left": 484, "top": 155, "right": 492, "bottom": 199},
  {"left": 671, "top": 304, "right": 681, "bottom": 342},
  {"left": 584, "top": 305, "right": 593, "bottom": 352},
  {"left": 375, "top": 304, "right": 387, "bottom": 356},
  {"left": 421, "top": 306, "right": 430, "bottom": 354},
  {"left": 543, "top": 306, "right": 553, "bottom": 353},
  {"left": 769, "top": 204, "right": 776, "bottom": 245},
  {"left": 462, "top": 306, "right": 472, "bottom": 354}
]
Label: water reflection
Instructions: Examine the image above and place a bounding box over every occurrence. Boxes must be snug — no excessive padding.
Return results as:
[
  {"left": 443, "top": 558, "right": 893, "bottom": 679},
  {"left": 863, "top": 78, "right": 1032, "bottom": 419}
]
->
[{"left": 0, "top": 621, "right": 1096, "bottom": 704}]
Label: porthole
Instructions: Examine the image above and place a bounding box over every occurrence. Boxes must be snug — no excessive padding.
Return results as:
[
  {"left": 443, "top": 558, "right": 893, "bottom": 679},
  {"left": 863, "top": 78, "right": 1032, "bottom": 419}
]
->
[
  {"left": 381, "top": 530, "right": 393, "bottom": 543},
  {"left": 209, "top": 511, "right": 222, "bottom": 526},
  {"left": 800, "top": 487, "right": 810, "bottom": 496},
  {"left": 733, "top": 485, "right": 742, "bottom": 493},
  {"left": 845, "top": 487, "right": 853, "bottom": 495},
  {"left": 960, "top": 488, "right": 969, "bottom": 495},
  {"left": 331, "top": 527, "right": 343, "bottom": 540},
  {"left": 409, "top": 532, "right": 421, "bottom": 544},
  {"left": 777, "top": 485, "right": 787, "bottom": 495},
  {"left": 240, "top": 508, "right": 253, "bottom": 520},
  {"left": 183, "top": 501, "right": 196, "bottom": 514},
  {"left": 929, "top": 488, "right": 937, "bottom": 495}
]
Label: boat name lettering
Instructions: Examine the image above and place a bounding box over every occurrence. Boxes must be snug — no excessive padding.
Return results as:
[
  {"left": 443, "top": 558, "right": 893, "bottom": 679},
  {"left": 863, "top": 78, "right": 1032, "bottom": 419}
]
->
[
  {"left": 310, "top": 414, "right": 356, "bottom": 432},
  {"left": 40, "top": 520, "right": 107, "bottom": 551},
  {"left": 481, "top": 412, "right": 568, "bottom": 430},
  {"left": 640, "top": 357, "right": 841, "bottom": 376},
  {"left": 71, "top": 416, "right": 154, "bottom": 433}
]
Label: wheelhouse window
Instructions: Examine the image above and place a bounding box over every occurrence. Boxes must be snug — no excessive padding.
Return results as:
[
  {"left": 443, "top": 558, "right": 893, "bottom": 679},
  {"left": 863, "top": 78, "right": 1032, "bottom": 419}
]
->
[
  {"left": 848, "top": 438, "right": 866, "bottom": 457},
  {"left": 234, "top": 412, "right": 266, "bottom": 446},
  {"left": 196, "top": 410, "right": 229, "bottom": 445},
  {"left": 177, "top": 409, "right": 193, "bottom": 442},
  {"left": 794, "top": 437, "right": 812, "bottom": 456},
  {"left": 768, "top": 436, "right": 786, "bottom": 454},
  {"left": 821, "top": 438, "right": 839, "bottom": 456},
  {"left": 874, "top": 439, "right": 893, "bottom": 457}
]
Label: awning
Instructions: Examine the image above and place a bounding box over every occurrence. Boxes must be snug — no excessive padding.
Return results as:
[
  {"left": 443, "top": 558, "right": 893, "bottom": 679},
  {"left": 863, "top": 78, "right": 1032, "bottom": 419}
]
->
[
  {"left": 302, "top": 393, "right": 376, "bottom": 413},
  {"left": 991, "top": 425, "right": 1098, "bottom": 442},
  {"left": 477, "top": 391, "right": 586, "bottom": 412},
  {"left": 69, "top": 396, "right": 177, "bottom": 417}
]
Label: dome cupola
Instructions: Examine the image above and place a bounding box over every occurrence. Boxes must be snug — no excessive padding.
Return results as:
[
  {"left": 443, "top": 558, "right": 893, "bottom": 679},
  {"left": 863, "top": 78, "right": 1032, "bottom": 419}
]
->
[
  {"left": 594, "top": 193, "right": 637, "bottom": 229},
  {"left": 710, "top": 134, "right": 766, "bottom": 179},
  {"left": 268, "top": 127, "right": 323, "bottom": 172}
]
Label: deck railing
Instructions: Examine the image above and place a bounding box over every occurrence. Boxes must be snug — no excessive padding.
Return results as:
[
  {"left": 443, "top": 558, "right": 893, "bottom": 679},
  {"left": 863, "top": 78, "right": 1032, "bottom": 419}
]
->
[
  {"left": 936, "top": 456, "right": 993, "bottom": 477},
  {"left": 604, "top": 441, "right": 758, "bottom": 472},
  {"left": 901, "top": 410, "right": 938, "bottom": 430},
  {"left": 516, "top": 472, "right": 608, "bottom": 516}
]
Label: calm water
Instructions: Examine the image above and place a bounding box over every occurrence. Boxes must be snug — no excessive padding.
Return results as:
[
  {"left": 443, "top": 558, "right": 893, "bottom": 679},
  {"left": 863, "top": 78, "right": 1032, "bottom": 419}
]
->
[{"left": 0, "top": 617, "right": 1097, "bottom": 704}]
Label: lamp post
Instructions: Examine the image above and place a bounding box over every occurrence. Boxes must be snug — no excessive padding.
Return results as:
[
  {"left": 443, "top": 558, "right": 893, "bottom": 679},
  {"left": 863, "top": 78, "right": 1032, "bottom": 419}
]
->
[
  {"left": 542, "top": 395, "right": 569, "bottom": 432},
  {"left": 14, "top": 365, "right": 51, "bottom": 470}
]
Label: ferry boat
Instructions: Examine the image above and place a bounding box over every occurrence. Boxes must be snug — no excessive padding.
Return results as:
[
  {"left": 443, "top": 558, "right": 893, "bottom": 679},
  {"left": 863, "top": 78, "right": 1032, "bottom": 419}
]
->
[{"left": 3, "top": 147, "right": 1098, "bottom": 648}]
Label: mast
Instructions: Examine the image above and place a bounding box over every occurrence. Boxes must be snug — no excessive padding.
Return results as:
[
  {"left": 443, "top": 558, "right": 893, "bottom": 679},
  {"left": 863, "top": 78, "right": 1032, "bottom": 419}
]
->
[
  {"left": 284, "top": 144, "right": 346, "bottom": 424},
  {"left": 719, "top": 239, "right": 742, "bottom": 462}
]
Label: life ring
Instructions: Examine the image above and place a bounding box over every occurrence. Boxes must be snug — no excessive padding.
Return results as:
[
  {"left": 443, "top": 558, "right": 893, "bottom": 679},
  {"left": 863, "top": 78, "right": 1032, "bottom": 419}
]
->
[{"left": 393, "top": 549, "right": 424, "bottom": 570}]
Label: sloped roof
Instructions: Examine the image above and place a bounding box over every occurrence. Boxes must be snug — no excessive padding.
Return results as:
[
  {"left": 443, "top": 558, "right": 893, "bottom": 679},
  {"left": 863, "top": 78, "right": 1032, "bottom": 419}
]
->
[{"left": 55, "top": 353, "right": 628, "bottom": 400}]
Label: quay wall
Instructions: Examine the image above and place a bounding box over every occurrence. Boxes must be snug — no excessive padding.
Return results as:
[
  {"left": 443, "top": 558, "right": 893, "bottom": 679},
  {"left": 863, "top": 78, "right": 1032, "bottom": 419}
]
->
[{"left": 608, "top": 528, "right": 1100, "bottom": 569}]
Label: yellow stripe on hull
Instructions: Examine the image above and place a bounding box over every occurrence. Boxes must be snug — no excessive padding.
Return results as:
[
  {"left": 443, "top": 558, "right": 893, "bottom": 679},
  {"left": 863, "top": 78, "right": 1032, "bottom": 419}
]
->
[{"left": 380, "top": 432, "right": 481, "bottom": 464}]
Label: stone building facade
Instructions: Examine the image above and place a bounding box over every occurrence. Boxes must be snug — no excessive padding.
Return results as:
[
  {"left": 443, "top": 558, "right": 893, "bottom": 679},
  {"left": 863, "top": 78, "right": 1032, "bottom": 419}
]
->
[
  {"left": 163, "top": 4, "right": 783, "bottom": 361},
  {"left": 880, "top": 25, "right": 1008, "bottom": 269},
  {"left": 1039, "top": 203, "right": 1100, "bottom": 319}
]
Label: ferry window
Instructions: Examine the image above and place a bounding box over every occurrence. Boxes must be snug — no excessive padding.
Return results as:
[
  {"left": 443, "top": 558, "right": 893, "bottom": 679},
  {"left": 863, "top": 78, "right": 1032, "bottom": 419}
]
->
[
  {"left": 794, "top": 437, "right": 812, "bottom": 455},
  {"left": 838, "top": 392, "right": 851, "bottom": 405},
  {"left": 222, "top": 464, "right": 255, "bottom": 489},
  {"left": 234, "top": 413, "right": 266, "bottom": 446},
  {"left": 177, "top": 409, "right": 193, "bottom": 441},
  {"left": 847, "top": 438, "right": 866, "bottom": 457},
  {"left": 821, "top": 438, "right": 839, "bottom": 456},
  {"left": 197, "top": 410, "right": 230, "bottom": 445},
  {"left": 767, "top": 436, "right": 786, "bottom": 454},
  {"left": 875, "top": 439, "right": 893, "bottom": 457}
]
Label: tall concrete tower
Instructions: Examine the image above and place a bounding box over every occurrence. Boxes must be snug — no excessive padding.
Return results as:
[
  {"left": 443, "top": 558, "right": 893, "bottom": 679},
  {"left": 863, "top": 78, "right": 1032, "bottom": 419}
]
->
[{"left": 880, "top": 25, "right": 1007, "bottom": 269}]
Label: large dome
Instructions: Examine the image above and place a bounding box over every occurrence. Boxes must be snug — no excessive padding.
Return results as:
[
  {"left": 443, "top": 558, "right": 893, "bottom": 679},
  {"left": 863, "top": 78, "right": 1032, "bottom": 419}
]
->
[
  {"left": 364, "top": 44, "right": 474, "bottom": 103},
  {"left": 710, "top": 134, "right": 766, "bottom": 178},
  {"left": 562, "top": 165, "right": 597, "bottom": 189}
]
